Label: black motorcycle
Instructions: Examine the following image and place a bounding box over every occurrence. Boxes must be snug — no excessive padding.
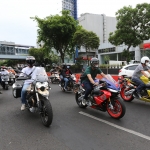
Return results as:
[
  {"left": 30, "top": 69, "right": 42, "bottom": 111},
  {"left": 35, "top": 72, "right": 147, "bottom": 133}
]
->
[
  {"left": 60, "top": 74, "right": 79, "bottom": 93},
  {"left": 12, "top": 67, "right": 53, "bottom": 127}
]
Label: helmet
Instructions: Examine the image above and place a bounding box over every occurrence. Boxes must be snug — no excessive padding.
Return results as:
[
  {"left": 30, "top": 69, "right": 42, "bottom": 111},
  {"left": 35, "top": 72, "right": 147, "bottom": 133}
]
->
[
  {"left": 90, "top": 57, "right": 99, "bottom": 68},
  {"left": 26, "top": 56, "right": 35, "bottom": 66},
  {"left": 66, "top": 66, "right": 70, "bottom": 69},
  {"left": 141, "top": 56, "right": 150, "bottom": 64}
]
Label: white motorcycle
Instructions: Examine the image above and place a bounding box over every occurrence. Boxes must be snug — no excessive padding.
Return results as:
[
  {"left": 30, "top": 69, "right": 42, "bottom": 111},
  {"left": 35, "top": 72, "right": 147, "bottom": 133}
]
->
[
  {"left": 0, "top": 69, "right": 9, "bottom": 90},
  {"left": 12, "top": 67, "right": 53, "bottom": 127}
]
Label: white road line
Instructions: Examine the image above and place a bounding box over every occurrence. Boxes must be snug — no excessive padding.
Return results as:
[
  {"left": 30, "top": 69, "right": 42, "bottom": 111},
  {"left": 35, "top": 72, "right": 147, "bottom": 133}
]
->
[{"left": 79, "top": 111, "right": 150, "bottom": 141}]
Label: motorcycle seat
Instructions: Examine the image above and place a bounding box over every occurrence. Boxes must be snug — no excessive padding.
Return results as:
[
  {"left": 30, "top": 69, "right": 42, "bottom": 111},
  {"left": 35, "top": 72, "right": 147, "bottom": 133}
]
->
[{"left": 16, "top": 76, "right": 28, "bottom": 80}]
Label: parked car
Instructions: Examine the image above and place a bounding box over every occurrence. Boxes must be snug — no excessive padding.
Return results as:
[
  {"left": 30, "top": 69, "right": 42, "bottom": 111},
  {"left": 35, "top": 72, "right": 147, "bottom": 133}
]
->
[{"left": 118, "top": 64, "right": 150, "bottom": 77}]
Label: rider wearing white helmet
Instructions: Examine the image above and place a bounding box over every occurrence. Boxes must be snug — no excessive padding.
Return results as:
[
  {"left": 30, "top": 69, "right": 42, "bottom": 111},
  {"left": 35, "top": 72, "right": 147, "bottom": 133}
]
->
[
  {"left": 132, "top": 56, "right": 150, "bottom": 98},
  {"left": 20, "top": 56, "right": 36, "bottom": 111}
]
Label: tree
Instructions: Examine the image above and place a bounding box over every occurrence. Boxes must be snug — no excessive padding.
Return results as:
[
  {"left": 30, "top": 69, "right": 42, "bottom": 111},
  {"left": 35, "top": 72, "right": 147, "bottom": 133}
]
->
[
  {"left": 121, "top": 49, "right": 131, "bottom": 63},
  {"left": 29, "top": 47, "right": 59, "bottom": 66},
  {"left": 73, "top": 28, "right": 100, "bottom": 65},
  {"left": 31, "top": 10, "right": 78, "bottom": 63},
  {"left": 109, "top": 3, "right": 150, "bottom": 52}
]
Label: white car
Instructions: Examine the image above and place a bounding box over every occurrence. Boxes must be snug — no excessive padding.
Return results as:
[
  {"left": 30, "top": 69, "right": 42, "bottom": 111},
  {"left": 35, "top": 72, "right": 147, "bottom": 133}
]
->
[{"left": 118, "top": 64, "right": 150, "bottom": 77}]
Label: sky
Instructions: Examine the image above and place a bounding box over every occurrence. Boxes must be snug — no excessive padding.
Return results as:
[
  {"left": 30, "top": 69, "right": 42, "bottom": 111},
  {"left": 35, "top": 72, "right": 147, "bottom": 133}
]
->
[{"left": 0, "top": 0, "right": 148, "bottom": 47}]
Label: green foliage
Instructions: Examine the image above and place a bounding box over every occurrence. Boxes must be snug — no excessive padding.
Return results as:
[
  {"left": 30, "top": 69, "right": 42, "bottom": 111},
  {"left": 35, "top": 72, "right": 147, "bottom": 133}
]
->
[
  {"left": 31, "top": 10, "right": 78, "bottom": 63},
  {"left": 121, "top": 49, "right": 131, "bottom": 63},
  {"left": 73, "top": 28, "right": 100, "bottom": 51},
  {"left": 104, "top": 55, "right": 110, "bottom": 64},
  {"left": 29, "top": 47, "right": 59, "bottom": 65},
  {"left": 109, "top": 3, "right": 150, "bottom": 51},
  {"left": 73, "top": 28, "right": 100, "bottom": 65},
  {"left": 0, "top": 60, "right": 24, "bottom": 67}
]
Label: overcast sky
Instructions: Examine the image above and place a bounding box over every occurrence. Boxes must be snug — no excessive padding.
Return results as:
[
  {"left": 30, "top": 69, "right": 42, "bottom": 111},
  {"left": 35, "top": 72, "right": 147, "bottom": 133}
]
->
[{"left": 0, "top": 0, "right": 148, "bottom": 47}]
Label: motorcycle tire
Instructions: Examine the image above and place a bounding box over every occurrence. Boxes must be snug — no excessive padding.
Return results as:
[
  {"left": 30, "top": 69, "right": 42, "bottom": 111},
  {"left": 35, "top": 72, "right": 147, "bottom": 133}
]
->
[
  {"left": 40, "top": 98, "right": 53, "bottom": 127},
  {"left": 120, "top": 87, "right": 134, "bottom": 102},
  {"left": 106, "top": 97, "right": 126, "bottom": 119},
  {"left": 5, "top": 85, "right": 8, "bottom": 90},
  {"left": 75, "top": 92, "right": 87, "bottom": 108}
]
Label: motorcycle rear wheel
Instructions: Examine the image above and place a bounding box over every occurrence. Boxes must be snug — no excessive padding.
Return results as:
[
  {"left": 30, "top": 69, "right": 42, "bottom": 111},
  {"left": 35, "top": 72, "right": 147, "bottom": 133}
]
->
[
  {"left": 107, "top": 97, "right": 126, "bottom": 119},
  {"left": 120, "top": 87, "right": 134, "bottom": 102},
  {"left": 40, "top": 98, "right": 53, "bottom": 127}
]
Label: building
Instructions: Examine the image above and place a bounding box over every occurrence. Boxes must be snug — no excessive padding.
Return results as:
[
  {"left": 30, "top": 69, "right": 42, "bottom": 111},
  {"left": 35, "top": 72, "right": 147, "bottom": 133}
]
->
[
  {"left": 62, "top": 0, "right": 78, "bottom": 63},
  {"left": 62, "top": 0, "right": 77, "bottom": 20},
  {"left": 78, "top": 13, "right": 150, "bottom": 64},
  {"left": 0, "top": 41, "right": 34, "bottom": 59}
]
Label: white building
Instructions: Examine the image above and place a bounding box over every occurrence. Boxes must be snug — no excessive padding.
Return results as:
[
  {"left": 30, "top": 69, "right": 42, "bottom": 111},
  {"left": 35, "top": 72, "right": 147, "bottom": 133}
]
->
[{"left": 78, "top": 13, "right": 150, "bottom": 64}]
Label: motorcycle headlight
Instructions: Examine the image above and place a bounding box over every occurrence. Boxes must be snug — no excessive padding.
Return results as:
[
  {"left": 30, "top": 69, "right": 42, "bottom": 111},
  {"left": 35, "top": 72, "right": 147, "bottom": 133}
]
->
[
  {"left": 36, "top": 82, "right": 48, "bottom": 89},
  {"left": 36, "top": 82, "right": 49, "bottom": 97}
]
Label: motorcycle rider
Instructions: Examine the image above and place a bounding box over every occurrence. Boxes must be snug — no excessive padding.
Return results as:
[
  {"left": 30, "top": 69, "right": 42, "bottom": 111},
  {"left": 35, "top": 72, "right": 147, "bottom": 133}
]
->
[
  {"left": 132, "top": 56, "right": 150, "bottom": 98},
  {"left": 62, "top": 65, "right": 73, "bottom": 91},
  {"left": 19, "top": 56, "right": 36, "bottom": 111},
  {"left": 0, "top": 67, "right": 9, "bottom": 94},
  {"left": 81, "top": 57, "right": 108, "bottom": 106}
]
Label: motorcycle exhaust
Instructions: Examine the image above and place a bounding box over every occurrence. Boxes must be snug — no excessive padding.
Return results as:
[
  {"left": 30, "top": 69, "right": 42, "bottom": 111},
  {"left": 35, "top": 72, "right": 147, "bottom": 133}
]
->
[{"left": 124, "top": 89, "right": 135, "bottom": 96}]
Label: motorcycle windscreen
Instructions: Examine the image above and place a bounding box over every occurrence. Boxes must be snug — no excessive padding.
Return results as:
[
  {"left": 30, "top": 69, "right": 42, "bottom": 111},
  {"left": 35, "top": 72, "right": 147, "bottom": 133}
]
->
[
  {"left": 101, "top": 74, "right": 120, "bottom": 90},
  {"left": 33, "top": 67, "right": 48, "bottom": 82}
]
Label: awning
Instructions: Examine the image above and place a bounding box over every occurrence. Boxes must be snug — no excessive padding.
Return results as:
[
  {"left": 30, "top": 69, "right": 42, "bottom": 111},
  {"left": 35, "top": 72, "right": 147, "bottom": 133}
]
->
[
  {"left": 75, "top": 57, "right": 92, "bottom": 60},
  {"left": 143, "top": 43, "right": 150, "bottom": 49}
]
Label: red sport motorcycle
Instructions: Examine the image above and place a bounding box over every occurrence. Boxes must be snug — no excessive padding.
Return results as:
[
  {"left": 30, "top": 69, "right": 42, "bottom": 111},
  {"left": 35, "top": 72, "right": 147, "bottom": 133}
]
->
[{"left": 75, "top": 75, "right": 126, "bottom": 119}]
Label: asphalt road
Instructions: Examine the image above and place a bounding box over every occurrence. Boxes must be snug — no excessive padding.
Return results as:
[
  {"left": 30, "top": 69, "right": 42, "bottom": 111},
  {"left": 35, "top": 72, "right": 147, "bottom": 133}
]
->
[{"left": 1, "top": 84, "right": 150, "bottom": 150}]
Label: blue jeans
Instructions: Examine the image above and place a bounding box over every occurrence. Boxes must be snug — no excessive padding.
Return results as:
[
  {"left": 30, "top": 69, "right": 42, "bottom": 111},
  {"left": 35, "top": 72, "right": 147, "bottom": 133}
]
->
[
  {"left": 21, "top": 84, "right": 30, "bottom": 104},
  {"left": 83, "top": 81, "right": 93, "bottom": 100},
  {"left": 64, "top": 78, "right": 69, "bottom": 88},
  {"left": 132, "top": 77, "right": 146, "bottom": 93}
]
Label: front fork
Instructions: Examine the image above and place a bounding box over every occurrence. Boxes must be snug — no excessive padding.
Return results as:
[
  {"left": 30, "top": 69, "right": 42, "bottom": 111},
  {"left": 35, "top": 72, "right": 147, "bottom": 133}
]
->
[{"left": 108, "top": 98, "right": 114, "bottom": 110}]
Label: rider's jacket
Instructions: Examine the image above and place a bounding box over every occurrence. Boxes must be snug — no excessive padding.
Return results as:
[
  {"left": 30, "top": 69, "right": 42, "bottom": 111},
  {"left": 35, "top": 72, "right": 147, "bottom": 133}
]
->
[{"left": 62, "top": 69, "right": 72, "bottom": 78}]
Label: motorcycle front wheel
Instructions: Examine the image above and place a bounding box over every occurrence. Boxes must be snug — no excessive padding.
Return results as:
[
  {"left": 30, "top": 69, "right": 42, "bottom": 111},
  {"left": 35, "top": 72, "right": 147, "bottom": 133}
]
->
[
  {"left": 107, "top": 97, "right": 126, "bottom": 119},
  {"left": 120, "top": 87, "right": 134, "bottom": 102},
  {"left": 75, "top": 92, "right": 87, "bottom": 108},
  {"left": 40, "top": 98, "right": 53, "bottom": 127}
]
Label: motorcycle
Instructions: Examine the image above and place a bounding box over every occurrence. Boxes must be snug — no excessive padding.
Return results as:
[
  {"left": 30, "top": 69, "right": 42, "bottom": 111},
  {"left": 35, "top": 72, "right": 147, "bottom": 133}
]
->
[
  {"left": 120, "top": 75, "right": 150, "bottom": 102},
  {"left": 0, "top": 69, "right": 9, "bottom": 90},
  {"left": 75, "top": 75, "right": 126, "bottom": 119},
  {"left": 12, "top": 67, "right": 53, "bottom": 127},
  {"left": 60, "top": 74, "right": 79, "bottom": 93},
  {"left": 8, "top": 72, "right": 15, "bottom": 85},
  {"left": 50, "top": 72, "right": 60, "bottom": 84}
]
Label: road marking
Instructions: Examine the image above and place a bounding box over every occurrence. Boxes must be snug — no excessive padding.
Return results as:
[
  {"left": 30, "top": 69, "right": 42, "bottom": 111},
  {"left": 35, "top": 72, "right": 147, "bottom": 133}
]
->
[{"left": 79, "top": 111, "right": 150, "bottom": 141}]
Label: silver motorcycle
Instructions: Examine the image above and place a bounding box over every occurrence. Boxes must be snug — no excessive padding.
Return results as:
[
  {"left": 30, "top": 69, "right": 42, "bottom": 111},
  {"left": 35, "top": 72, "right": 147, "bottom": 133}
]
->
[{"left": 12, "top": 67, "right": 53, "bottom": 127}]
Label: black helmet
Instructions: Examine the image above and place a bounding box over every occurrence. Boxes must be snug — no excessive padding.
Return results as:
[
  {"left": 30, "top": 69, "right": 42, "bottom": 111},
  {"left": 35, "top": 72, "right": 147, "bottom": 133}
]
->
[
  {"left": 90, "top": 57, "right": 99, "bottom": 68},
  {"left": 26, "top": 56, "right": 35, "bottom": 66}
]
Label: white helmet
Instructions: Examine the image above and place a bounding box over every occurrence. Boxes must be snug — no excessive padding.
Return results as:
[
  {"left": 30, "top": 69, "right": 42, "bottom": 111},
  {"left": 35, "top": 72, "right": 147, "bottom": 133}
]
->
[{"left": 141, "top": 56, "right": 150, "bottom": 64}]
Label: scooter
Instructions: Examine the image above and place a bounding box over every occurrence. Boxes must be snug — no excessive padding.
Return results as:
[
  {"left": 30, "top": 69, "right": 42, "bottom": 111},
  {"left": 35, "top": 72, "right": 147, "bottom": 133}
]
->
[
  {"left": 0, "top": 69, "right": 9, "bottom": 90},
  {"left": 50, "top": 72, "right": 60, "bottom": 84}
]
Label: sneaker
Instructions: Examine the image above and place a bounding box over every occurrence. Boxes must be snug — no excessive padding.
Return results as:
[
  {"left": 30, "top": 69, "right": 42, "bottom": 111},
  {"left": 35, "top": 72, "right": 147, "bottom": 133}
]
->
[
  {"left": 64, "top": 87, "right": 67, "bottom": 91},
  {"left": 21, "top": 104, "right": 25, "bottom": 111},
  {"left": 137, "top": 92, "right": 142, "bottom": 99},
  {"left": 82, "top": 99, "right": 86, "bottom": 106},
  {"left": 86, "top": 101, "right": 92, "bottom": 106}
]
